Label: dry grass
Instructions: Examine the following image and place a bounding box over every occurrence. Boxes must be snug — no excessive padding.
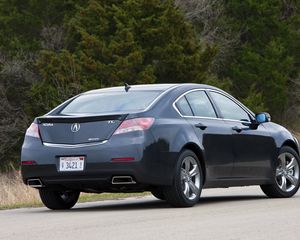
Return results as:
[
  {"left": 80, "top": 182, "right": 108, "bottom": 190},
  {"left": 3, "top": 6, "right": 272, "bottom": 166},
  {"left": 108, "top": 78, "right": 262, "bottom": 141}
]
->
[
  {"left": 0, "top": 171, "right": 41, "bottom": 209},
  {"left": 0, "top": 170, "right": 149, "bottom": 210}
]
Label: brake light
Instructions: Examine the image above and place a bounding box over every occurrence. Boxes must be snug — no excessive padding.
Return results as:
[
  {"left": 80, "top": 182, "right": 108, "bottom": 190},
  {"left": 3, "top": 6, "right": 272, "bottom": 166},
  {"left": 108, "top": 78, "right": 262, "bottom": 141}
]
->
[
  {"left": 21, "top": 160, "right": 37, "bottom": 165},
  {"left": 113, "top": 118, "right": 154, "bottom": 135},
  {"left": 25, "top": 123, "right": 40, "bottom": 138},
  {"left": 111, "top": 157, "right": 135, "bottom": 162}
]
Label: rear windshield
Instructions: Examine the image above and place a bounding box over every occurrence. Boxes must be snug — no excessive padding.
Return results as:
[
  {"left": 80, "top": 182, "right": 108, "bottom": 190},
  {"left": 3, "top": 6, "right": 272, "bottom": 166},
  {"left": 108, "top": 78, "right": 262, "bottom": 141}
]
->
[{"left": 60, "top": 91, "right": 162, "bottom": 115}]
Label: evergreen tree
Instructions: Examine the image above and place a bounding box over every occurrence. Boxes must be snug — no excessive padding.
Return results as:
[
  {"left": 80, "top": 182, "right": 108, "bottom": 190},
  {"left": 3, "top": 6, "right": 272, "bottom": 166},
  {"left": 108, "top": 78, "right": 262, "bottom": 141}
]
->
[
  {"left": 28, "top": 0, "right": 216, "bottom": 115},
  {"left": 0, "top": 0, "right": 299, "bottom": 168},
  {"left": 222, "top": 0, "right": 299, "bottom": 120}
]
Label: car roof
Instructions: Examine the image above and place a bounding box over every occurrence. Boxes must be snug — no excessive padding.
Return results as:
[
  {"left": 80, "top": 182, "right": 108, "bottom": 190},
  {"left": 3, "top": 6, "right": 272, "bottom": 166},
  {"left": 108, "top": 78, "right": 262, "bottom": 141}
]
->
[{"left": 84, "top": 83, "right": 220, "bottom": 95}]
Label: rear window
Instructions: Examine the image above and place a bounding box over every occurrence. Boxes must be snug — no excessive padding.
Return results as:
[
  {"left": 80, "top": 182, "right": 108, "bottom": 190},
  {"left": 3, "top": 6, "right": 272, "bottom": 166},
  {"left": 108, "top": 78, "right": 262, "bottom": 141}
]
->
[{"left": 60, "top": 91, "right": 162, "bottom": 115}]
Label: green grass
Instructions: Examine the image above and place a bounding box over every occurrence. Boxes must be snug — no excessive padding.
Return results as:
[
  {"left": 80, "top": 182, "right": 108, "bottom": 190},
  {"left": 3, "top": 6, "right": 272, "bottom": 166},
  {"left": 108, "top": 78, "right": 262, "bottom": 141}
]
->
[
  {"left": 78, "top": 192, "right": 150, "bottom": 203},
  {"left": 0, "top": 202, "right": 44, "bottom": 210}
]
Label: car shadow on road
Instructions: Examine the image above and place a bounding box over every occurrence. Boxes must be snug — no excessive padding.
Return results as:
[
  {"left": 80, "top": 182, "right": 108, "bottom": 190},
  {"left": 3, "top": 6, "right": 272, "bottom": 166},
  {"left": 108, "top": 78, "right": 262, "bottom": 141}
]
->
[
  {"left": 199, "top": 195, "right": 267, "bottom": 205},
  {"left": 39, "top": 195, "right": 268, "bottom": 213}
]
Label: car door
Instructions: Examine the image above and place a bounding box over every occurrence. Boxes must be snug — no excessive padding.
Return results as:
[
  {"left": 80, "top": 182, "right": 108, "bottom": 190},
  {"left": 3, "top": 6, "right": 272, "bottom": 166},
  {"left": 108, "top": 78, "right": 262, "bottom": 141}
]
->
[
  {"left": 174, "top": 90, "right": 234, "bottom": 180},
  {"left": 208, "top": 91, "right": 275, "bottom": 180}
]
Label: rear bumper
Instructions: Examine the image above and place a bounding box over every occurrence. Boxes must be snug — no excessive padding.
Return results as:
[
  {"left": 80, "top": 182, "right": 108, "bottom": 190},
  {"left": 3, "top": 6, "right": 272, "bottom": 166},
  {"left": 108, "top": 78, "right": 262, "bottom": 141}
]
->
[
  {"left": 22, "top": 163, "right": 149, "bottom": 192},
  {"left": 21, "top": 132, "right": 177, "bottom": 191}
]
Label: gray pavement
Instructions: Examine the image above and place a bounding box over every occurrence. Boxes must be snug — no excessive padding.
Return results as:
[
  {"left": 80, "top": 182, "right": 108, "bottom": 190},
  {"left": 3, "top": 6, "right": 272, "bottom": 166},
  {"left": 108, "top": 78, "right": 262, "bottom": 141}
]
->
[{"left": 0, "top": 186, "right": 299, "bottom": 240}]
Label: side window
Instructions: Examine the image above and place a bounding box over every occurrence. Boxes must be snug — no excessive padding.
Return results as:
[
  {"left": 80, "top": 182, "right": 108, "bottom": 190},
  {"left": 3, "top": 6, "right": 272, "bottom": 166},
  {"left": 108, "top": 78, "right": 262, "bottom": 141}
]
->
[
  {"left": 175, "top": 96, "right": 193, "bottom": 116},
  {"left": 209, "top": 92, "right": 250, "bottom": 122},
  {"left": 185, "top": 91, "right": 217, "bottom": 118}
]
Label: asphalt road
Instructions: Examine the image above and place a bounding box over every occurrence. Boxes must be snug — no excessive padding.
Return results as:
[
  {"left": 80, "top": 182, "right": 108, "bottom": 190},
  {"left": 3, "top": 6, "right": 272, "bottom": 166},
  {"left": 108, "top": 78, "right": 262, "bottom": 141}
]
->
[{"left": 1, "top": 186, "right": 299, "bottom": 240}]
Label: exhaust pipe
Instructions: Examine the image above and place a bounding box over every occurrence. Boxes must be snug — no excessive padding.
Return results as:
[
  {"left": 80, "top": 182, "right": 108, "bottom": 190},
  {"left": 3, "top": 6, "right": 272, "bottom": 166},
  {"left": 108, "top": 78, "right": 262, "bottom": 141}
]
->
[
  {"left": 112, "top": 176, "right": 136, "bottom": 185},
  {"left": 27, "top": 178, "right": 43, "bottom": 188}
]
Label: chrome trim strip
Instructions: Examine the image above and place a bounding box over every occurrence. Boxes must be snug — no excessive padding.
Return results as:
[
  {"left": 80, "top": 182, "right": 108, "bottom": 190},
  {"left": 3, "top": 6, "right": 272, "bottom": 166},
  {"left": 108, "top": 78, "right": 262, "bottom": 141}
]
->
[
  {"left": 43, "top": 140, "right": 108, "bottom": 148},
  {"left": 172, "top": 88, "right": 255, "bottom": 124},
  {"left": 293, "top": 136, "right": 299, "bottom": 147},
  {"left": 183, "top": 115, "right": 222, "bottom": 121},
  {"left": 143, "top": 84, "right": 180, "bottom": 112},
  {"left": 172, "top": 88, "right": 208, "bottom": 118},
  {"left": 183, "top": 115, "right": 251, "bottom": 124}
]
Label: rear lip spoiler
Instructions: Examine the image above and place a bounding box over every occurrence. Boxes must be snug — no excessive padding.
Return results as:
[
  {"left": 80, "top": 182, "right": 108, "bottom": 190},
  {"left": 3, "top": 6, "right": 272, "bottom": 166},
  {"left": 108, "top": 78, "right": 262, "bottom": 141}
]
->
[
  {"left": 43, "top": 140, "right": 108, "bottom": 148},
  {"left": 37, "top": 114, "right": 127, "bottom": 123}
]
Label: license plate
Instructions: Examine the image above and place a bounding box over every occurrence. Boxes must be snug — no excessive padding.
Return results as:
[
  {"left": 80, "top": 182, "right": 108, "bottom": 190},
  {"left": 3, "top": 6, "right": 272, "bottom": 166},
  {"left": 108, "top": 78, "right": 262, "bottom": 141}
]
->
[{"left": 59, "top": 156, "right": 85, "bottom": 171}]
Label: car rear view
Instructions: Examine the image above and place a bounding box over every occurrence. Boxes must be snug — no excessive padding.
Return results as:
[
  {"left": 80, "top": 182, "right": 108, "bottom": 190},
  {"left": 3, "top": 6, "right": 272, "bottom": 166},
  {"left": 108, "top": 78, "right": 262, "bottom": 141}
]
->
[{"left": 21, "top": 85, "right": 173, "bottom": 209}]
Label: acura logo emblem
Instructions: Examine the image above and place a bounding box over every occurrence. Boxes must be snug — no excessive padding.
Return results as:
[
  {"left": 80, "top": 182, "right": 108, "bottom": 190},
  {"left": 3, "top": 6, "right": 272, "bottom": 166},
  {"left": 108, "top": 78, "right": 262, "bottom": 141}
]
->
[{"left": 71, "top": 123, "right": 80, "bottom": 132}]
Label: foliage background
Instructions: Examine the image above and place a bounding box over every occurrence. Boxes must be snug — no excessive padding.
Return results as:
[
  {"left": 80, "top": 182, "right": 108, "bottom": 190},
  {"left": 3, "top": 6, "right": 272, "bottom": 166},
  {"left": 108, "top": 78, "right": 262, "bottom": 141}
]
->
[{"left": 0, "top": 0, "right": 299, "bottom": 169}]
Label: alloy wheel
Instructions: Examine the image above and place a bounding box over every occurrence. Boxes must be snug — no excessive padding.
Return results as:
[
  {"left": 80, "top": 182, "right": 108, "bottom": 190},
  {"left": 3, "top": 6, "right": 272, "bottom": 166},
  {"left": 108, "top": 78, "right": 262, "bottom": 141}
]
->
[
  {"left": 276, "top": 152, "right": 300, "bottom": 192},
  {"left": 181, "top": 156, "right": 201, "bottom": 200}
]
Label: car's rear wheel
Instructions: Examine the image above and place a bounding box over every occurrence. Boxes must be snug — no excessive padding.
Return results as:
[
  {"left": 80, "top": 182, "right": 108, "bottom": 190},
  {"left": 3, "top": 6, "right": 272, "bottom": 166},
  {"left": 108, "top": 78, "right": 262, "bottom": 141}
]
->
[
  {"left": 261, "top": 146, "right": 300, "bottom": 198},
  {"left": 164, "top": 149, "right": 203, "bottom": 207},
  {"left": 39, "top": 189, "right": 80, "bottom": 210}
]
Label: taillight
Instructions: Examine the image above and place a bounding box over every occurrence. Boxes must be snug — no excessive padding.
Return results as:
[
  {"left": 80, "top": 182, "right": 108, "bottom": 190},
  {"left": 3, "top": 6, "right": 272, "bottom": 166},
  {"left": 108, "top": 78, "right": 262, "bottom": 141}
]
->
[
  {"left": 111, "top": 157, "right": 135, "bottom": 162},
  {"left": 21, "top": 160, "right": 37, "bottom": 165},
  {"left": 25, "top": 123, "right": 40, "bottom": 139},
  {"left": 113, "top": 118, "right": 154, "bottom": 135}
]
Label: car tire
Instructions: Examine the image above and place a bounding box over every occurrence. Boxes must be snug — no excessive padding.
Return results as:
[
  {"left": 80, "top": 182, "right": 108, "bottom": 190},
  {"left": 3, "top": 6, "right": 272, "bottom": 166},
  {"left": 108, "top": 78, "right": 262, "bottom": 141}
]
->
[
  {"left": 39, "top": 189, "right": 80, "bottom": 210},
  {"left": 261, "top": 146, "right": 300, "bottom": 198},
  {"left": 151, "top": 188, "right": 165, "bottom": 200},
  {"left": 164, "top": 149, "right": 203, "bottom": 207}
]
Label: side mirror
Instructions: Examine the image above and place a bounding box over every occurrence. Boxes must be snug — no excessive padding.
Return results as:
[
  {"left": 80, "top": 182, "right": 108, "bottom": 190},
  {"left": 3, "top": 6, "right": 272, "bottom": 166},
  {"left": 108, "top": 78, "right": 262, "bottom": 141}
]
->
[{"left": 255, "top": 112, "right": 271, "bottom": 124}]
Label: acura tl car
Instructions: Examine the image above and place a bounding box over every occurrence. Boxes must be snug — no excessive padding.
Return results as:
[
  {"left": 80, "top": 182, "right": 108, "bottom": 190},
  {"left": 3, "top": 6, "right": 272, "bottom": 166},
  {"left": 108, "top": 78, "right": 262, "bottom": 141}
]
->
[{"left": 21, "top": 84, "right": 300, "bottom": 209}]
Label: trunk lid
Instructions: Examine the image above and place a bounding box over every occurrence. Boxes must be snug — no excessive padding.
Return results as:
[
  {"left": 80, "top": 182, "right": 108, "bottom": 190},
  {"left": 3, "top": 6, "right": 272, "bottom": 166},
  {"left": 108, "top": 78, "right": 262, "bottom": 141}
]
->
[{"left": 37, "top": 114, "right": 126, "bottom": 144}]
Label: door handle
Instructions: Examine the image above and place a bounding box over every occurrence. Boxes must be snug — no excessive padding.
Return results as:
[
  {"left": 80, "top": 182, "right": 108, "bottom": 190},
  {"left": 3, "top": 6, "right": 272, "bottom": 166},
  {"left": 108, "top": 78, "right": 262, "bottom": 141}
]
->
[
  {"left": 232, "top": 126, "right": 242, "bottom": 133},
  {"left": 195, "top": 123, "right": 207, "bottom": 130}
]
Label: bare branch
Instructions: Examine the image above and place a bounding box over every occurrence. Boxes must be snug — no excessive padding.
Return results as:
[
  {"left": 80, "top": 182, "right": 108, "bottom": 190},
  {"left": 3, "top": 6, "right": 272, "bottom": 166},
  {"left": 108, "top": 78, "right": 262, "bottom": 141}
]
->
[
  {"left": 0, "top": 51, "right": 38, "bottom": 84},
  {"left": 281, "top": 0, "right": 300, "bottom": 20},
  {"left": 41, "top": 25, "right": 65, "bottom": 51},
  {"left": 284, "top": 76, "right": 300, "bottom": 130},
  {"left": 0, "top": 84, "right": 29, "bottom": 160},
  {"left": 175, "top": 0, "right": 241, "bottom": 73}
]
